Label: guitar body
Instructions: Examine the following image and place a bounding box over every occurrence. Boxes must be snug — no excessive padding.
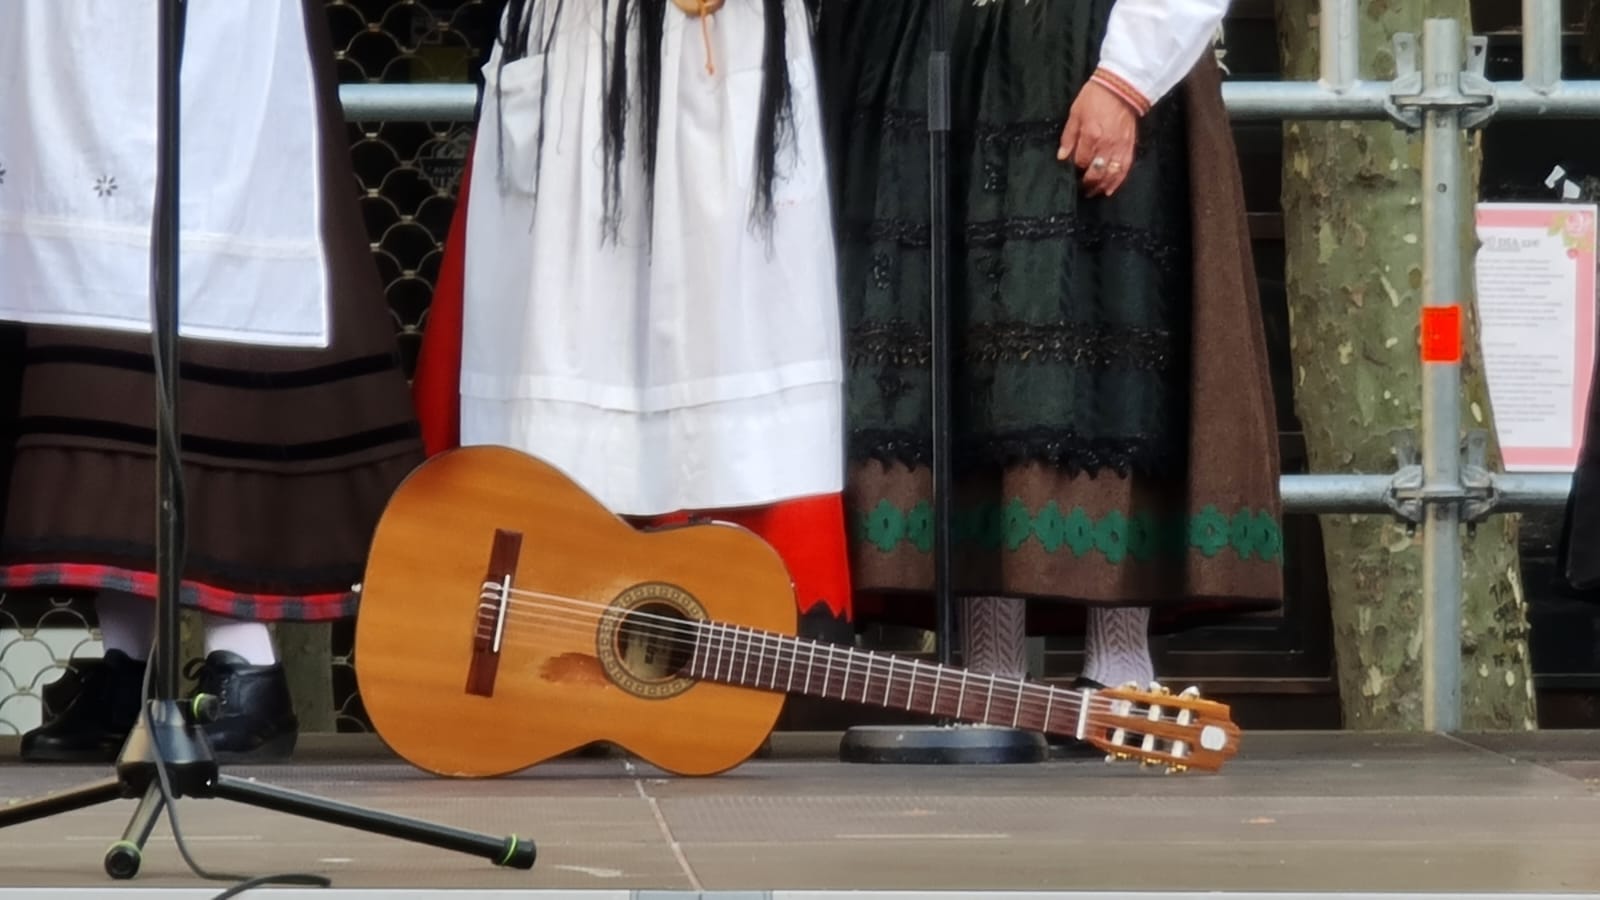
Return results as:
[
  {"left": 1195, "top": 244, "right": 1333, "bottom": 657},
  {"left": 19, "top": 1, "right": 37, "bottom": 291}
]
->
[{"left": 354, "top": 445, "right": 796, "bottom": 778}]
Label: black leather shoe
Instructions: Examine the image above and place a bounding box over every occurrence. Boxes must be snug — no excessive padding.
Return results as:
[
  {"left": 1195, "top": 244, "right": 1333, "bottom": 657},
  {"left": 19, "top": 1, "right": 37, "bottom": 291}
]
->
[
  {"left": 20, "top": 650, "right": 147, "bottom": 763},
  {"left": 185, "top": 650, "right": 299, "bottom": 762}
]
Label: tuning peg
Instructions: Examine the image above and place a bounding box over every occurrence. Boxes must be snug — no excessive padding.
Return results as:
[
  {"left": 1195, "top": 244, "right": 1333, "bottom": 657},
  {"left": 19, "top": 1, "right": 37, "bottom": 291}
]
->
[
  {"left": 1165, "top": 763, "right": 1189, "bottom": 775},
  {"left": 1179, "top": 686, "right": 1201, "bottom": 698},
  {"left": 1149, "top": 681, "right": 1169, "bottom": 695}
]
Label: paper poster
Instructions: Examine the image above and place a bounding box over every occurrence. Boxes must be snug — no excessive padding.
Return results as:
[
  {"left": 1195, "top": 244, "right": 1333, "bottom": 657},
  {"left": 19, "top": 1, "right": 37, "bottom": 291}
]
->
[{"left": 1474, "top": 202, "right": 1598, "bottom": 472}]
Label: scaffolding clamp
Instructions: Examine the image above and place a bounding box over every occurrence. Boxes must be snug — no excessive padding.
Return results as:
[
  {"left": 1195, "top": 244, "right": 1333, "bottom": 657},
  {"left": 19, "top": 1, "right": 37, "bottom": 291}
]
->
[
  {"left": 1458, "top": 429, "right": 1500, "bottom": 530},
  {"left": 1385, "top": 430, "right": 1425, "bottom": 528},
  {"left": 1385, "top": 32, "right": 1499, "bottom": 131},
  {"left": 1385, "top": 429, "right": 1500, "bottom": 533}
]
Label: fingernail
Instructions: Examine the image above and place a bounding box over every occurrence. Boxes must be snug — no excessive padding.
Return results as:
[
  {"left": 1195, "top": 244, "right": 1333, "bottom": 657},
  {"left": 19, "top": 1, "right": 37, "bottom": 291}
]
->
[{"left": 1057, "top": 147, "right": 1068, "bottom": 161}]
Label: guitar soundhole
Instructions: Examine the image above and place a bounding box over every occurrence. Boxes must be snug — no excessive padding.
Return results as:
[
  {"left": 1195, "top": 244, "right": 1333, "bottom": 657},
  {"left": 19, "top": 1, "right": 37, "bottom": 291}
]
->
[
  {"left": 595, "top": 582, "right": 706, "bottom": 700},
  {"left": 615, "top": 602, "right": 695, "bottom": 683}
]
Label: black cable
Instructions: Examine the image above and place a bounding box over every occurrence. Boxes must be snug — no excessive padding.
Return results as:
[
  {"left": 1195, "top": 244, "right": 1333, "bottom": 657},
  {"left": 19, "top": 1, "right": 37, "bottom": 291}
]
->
[{"left": 142, "top": 3, "right": 332, "bottom": 895}]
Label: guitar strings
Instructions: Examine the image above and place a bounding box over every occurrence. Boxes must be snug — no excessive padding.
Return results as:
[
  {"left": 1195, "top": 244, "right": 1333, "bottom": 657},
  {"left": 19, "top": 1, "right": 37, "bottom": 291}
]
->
[
  {"left": 468, "top": 587, "right": 1157, "bottom": 726},
  {"left": 450, "top": 598, "right": 1202, "bottom": 760},
  {"left": 445, "top": 581, "right": 1174, "bottom": 731},
  {"left": 471, "top": 604, "right": 1148, "bottom": 737}
]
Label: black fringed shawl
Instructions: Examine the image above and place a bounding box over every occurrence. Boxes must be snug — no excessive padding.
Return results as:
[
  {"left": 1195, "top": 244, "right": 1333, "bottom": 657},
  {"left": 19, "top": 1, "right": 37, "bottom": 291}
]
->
[{"left": 493, "top": 0, "right": 797, "bottom": 243}]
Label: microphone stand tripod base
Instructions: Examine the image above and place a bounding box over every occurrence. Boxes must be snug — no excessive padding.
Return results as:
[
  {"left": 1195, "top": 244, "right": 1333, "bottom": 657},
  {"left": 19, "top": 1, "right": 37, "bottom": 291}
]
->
[
  {"left": 0, "top": 698, "right": 539, "bottom": 881},
  {"left": 839, "top": 724, "right": 1048, "bottom": 765}
]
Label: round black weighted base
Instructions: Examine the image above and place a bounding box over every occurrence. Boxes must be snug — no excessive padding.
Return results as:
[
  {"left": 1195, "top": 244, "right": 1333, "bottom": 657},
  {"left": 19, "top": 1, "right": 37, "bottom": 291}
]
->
[{"left": 838, "top": 725, "right": 1049, "bottom": 765}]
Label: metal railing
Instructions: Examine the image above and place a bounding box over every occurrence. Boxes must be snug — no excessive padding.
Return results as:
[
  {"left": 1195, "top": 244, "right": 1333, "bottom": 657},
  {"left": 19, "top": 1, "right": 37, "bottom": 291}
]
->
[{"left": 330, "top": 0, "right": 1594, "bottom": 731}]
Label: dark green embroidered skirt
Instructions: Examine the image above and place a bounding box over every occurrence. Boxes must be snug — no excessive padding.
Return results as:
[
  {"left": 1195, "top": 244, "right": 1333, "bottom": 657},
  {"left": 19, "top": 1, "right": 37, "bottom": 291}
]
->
[{"left": 820, "top": 0, "right": 1284, "bottom": 634}]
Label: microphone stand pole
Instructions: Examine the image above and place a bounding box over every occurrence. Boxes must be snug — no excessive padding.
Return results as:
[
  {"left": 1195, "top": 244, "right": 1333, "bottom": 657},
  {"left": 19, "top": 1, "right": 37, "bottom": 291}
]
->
[
  {"left": 0, "top": 0, "right": 538, "bottom": 879},
  {"left": 839, "top": 0, "right": 1046, "bottom": 765}
]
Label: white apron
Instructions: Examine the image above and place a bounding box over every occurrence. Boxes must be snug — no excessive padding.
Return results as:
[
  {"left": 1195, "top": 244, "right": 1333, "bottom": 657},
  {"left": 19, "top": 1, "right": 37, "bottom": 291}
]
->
[
  {"left": 459, "top": 0, "right": 844, "bottom": 516},
  {"left": 0, "top": 0, "right": 330, "bottom": 349}
]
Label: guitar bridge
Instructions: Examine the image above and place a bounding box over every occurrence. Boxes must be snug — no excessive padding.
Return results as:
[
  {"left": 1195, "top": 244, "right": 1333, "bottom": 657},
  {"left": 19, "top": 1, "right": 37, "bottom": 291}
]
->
[{"left": 467, "top": 528, "right": 523, "bottom": 698}]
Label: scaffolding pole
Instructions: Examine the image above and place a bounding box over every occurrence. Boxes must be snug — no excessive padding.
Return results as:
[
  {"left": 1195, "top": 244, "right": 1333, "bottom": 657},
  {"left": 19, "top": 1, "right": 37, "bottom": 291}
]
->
[
  {"left": 1523, "top": 0, "right": 1563, "bottom": 93},
  {"left": 337, "top": 82, "right": 1600, "bottom": 124},
  {"left": 1420, "top": 19, "right": 1468, "bottom": 732}
]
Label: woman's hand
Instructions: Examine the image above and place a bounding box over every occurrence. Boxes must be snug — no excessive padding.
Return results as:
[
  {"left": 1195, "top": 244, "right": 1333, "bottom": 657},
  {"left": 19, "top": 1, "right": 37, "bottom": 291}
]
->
[{"left": 1058, "top": 80, "right": 1140, "bottom": 198}]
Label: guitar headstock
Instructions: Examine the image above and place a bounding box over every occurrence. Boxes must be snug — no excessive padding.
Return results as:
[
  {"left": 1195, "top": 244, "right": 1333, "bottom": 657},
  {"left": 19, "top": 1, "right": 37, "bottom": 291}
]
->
[{"left": 1084, "top": 682, "right": 1241, "bottom": 774}]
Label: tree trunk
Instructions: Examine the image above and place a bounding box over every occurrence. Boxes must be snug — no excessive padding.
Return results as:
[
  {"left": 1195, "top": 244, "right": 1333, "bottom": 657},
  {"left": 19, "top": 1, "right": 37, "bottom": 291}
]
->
[{"left": 1276, "top": 0, "right": 1536, "bottom": 730}]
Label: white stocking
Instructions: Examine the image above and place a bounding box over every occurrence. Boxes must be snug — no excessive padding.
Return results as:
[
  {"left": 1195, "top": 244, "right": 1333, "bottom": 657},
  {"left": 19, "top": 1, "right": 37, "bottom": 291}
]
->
[
  {"left": 1081, "top": 606, "right": 1154, "bottom": 687},
  {"left": 962, "top": 595, "right": 1027, "bottom": 678},
  {"left": 201, "top": 614, "right": 278, "bottom": 666}
]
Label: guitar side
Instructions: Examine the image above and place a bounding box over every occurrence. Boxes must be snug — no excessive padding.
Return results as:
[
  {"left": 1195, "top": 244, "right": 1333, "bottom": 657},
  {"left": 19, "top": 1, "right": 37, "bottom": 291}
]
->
[{"left": 354, "top": 446, "right": 797, "bottom": 778}]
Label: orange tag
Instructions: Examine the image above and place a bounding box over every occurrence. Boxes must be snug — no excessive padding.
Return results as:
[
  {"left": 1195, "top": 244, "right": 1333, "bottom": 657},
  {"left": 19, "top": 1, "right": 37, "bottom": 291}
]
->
[{"left": 1420, "top": 305, "right": 1462, "bottom": 364}]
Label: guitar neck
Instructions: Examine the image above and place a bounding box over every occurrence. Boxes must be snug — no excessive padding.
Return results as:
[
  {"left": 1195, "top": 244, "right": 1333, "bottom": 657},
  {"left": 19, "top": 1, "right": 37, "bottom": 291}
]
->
[{"left": 687, "top": 621, "right": 1094, "bottom": 739}]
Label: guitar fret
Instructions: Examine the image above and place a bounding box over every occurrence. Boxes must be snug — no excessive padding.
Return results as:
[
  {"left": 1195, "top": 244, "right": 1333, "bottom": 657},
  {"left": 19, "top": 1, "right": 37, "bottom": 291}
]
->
[
  {"left": 883, "top": 657, "right": 894, "bottom": 707},
  {"left": 680, "top": 623, "right": 1101, "bottom": 753},
  {"left": 678, "top": 614, "right": 1113, "bottom": 749}
]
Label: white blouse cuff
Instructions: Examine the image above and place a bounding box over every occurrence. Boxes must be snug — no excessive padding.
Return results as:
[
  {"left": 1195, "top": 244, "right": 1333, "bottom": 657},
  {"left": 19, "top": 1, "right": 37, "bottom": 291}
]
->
[{"left": 1094, "top": 0, "right": 1231, "bottom": 113}]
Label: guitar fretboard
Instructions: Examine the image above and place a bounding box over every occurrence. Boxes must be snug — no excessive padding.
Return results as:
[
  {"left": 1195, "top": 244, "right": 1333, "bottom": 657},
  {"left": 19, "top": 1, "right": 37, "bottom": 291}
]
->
[{"left": 687, "top": 621, "right": 1093, "bottom": 738}]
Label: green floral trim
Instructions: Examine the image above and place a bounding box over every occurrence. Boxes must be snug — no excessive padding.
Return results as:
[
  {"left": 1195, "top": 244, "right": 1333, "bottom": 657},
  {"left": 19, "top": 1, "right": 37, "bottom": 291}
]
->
[{"left": 851, "top": 498, "right": 1283, "bottom": 565}]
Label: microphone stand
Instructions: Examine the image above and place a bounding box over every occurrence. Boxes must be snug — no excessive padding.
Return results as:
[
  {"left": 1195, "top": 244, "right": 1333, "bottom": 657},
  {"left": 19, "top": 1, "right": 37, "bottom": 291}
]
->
[
  {"left": 839, "top": 0, "right": 1046, "bottom": 765},
  {"left": 0, "top": 0, "right": 538, "bottom": 881}
]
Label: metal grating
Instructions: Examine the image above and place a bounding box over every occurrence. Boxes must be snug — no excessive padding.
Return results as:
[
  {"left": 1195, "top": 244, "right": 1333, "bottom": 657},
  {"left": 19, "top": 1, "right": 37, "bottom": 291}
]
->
[{"left": 324, "top": 0, "right": 499, "bottom": 733}]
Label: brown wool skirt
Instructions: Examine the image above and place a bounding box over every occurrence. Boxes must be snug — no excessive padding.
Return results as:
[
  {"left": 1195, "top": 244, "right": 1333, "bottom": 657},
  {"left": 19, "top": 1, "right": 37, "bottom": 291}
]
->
[{"left": 0, "top": 0, "right": 423, "bottom": 623}]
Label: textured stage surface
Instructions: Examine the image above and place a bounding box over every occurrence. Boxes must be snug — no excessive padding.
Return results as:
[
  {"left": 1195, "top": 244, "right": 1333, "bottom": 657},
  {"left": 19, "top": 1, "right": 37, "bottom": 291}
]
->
[{"left": 0, "top": 731, "right": 1597, "bottom": 895}]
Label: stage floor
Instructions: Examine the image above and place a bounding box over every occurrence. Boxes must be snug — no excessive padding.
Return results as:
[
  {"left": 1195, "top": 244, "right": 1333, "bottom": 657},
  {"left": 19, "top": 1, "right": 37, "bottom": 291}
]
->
[{"left": 1, "top": 730, "right": 1597, "bottom": 896}]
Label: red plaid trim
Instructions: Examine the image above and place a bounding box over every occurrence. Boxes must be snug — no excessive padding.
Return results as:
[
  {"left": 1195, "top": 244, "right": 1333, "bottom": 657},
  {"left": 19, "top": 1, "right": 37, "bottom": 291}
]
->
[{"left": 0, "top": 563, "right": 357, "bottom": 622}]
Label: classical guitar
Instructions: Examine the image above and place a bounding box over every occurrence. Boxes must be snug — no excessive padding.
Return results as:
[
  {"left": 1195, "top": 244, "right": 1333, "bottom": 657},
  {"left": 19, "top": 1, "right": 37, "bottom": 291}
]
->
[{"left": 353, "top": 446, "right": 1242, "bottom": 779}]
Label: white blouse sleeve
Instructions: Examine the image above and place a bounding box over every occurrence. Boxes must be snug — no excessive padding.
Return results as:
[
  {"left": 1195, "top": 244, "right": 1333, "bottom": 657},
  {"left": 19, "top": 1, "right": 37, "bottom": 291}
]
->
[{"left": 1094, "top": 0, "right": 1232, "bottom": 111}]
